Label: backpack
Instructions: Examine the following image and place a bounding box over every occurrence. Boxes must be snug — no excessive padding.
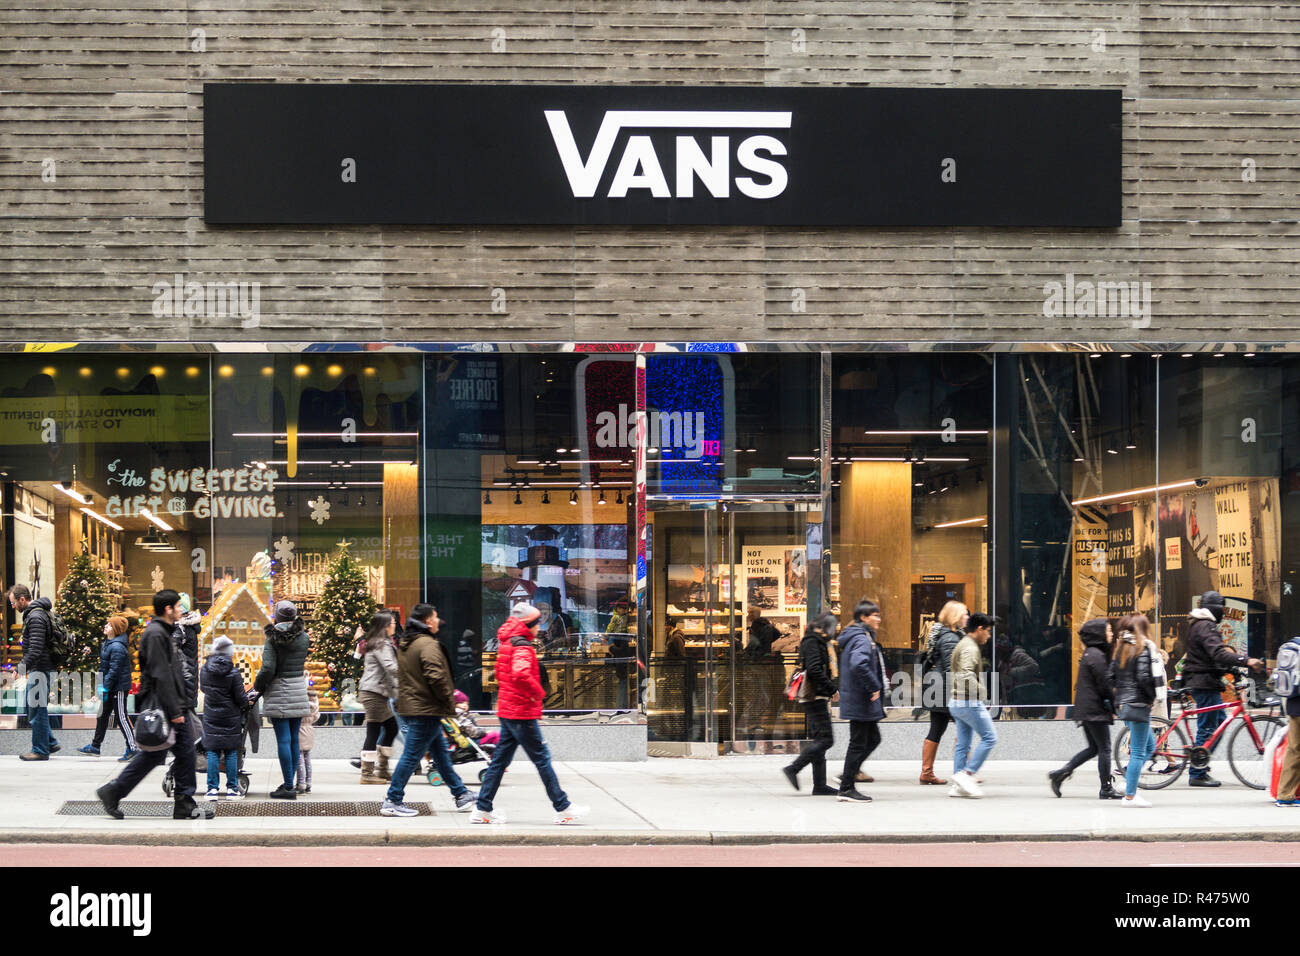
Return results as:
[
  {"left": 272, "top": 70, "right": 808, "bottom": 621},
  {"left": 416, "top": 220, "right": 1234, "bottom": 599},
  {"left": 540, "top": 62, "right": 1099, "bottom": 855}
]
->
[
  {"left": 1271, "top": 638, "right": 1300, "bottom": 698},
  {"left": 44, "top": 609, "right": 71, "bottom": 670}
]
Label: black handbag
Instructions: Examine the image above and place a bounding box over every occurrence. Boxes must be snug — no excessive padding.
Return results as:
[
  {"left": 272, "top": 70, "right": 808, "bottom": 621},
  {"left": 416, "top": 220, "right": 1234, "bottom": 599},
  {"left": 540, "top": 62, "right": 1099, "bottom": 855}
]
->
[{"left": 134, "top": 708, "right": 176, "bottom": 752}]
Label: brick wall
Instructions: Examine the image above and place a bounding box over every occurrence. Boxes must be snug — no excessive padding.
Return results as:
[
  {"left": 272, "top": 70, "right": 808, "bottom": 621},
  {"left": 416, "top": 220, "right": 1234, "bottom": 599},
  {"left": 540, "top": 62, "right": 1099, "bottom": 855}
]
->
[{"left": 2, "top": 1, "right": 1298, "bottom": 344}]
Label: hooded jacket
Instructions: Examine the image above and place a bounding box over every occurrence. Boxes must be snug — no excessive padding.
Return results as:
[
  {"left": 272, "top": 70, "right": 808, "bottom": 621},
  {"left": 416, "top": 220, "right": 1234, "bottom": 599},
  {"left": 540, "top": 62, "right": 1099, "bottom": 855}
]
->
[
  {"left": 200, "top": 652, "right": 248, "bottom": 751},
  {"left": 495, "top": 617, "right": 546, "bottom": 720},
  {"left": 837, "top": 621, "right": 886, "bottom": 721},
  {"left": 1072, "top": 618, "right": 1114, "bottom": 723},
  {"left": 1182, "top": 606, "right": 1247, "bottom": 693},
  {"left": 254, "top": 620, "right": 311, "bottom": 718},
  {"left": 395, "top": 618, "right": 455, "bottom": 718},
  {"left": 798, "top": 627, "right": 837, "bottom": 700},
  {"left": 139, "top": 615, "right": 187, "bottom": 722},
  {"left": 19, "top": 597, "right": 53, "bottom": 673},
  {"left": 100, "top": 630, "right": 133, "bottom": 695}
]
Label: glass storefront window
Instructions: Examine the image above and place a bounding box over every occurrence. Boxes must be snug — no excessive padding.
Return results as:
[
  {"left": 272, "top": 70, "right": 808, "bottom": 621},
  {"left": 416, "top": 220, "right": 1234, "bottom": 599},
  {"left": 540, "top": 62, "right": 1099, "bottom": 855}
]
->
[
  {"left": 424, "top": 353, "right": 638, "bottom": 712},
  {"left": 831, "top": 353, "right": 993, "bottom": 709}
]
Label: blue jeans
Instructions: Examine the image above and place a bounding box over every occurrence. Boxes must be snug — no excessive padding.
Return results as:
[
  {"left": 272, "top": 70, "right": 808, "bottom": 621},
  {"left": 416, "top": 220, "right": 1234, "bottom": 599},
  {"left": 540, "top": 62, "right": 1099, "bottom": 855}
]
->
[
  {"left": 390, "top": 699, "right": 407, "bottom": 745},
  {"left": 949, "top": 700, "right": 997, "bottom": 775},
  {"left": 1124, "top": 719, "right": 1155, "bottom": 796},
  {"left": 26, "top": 673, "right": 58, "bottom": 756},
  {"left": 206, "top": 749, "right": 238, "bottom": 791},
  {"left": 1190, "top": 689, "right": 1226, "bottom": 778},
  {"left": 270, "top": 717, "right": 301, "bottom": 789},
  {"left": 475, "top": 718, "right": 570, "bottom": 813},
  {"left": 387, "top": 716, "right": 465, "bottom": 804}
]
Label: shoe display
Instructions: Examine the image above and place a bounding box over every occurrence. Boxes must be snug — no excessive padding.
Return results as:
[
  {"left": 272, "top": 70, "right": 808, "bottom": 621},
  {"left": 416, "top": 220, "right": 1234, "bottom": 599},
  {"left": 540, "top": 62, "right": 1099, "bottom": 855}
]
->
[
  {"left": 380, "top": 800, "right": 418, "bottom": 817},
  {"left": 554, "top": 803, "right": 589, "bottom": 824},
  {"left": 77, "top": 744, "right": 101, "bottom": 756}
]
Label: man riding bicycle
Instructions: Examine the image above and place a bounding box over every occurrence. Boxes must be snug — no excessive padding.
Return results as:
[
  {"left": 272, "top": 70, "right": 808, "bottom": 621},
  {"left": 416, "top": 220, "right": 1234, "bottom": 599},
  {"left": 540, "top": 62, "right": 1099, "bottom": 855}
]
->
[{"left": 1182, "top": 590, "right": 1263, "bottom": 787}]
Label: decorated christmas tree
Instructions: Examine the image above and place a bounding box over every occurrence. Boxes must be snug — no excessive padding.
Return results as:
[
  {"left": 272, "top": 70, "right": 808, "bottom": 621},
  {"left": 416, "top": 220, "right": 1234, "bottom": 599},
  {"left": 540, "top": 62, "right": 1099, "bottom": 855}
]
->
[
  {"left": 56, "top": 545, "right": 115, "bottom": 672},
  {"left": 309, "top": 542, "right": 377, "bottom": 699}
]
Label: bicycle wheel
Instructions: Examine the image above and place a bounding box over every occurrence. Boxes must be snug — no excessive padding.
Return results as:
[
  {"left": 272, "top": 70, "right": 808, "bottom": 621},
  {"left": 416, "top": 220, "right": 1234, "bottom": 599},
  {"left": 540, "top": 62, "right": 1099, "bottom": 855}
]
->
[
  {"left": 1113, "top": 717, "right": 1188, "bottom": 790},
  {"left": 1227, "top": 714, "right": 1285, "bottom": 790}
]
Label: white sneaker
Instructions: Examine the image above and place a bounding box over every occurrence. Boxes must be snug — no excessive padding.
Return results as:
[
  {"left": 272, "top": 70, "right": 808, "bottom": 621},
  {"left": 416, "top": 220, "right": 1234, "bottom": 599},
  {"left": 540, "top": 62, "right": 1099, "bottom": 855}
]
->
[
  {"left": 1120, "top": 794, "right": 1152, "bottom": 808},
  {"left": 225, "top": 789, "right": 243, "bottom": 800},
  {"left": 555, "top": 803, "right": 589, "bottom": 825},
  {"left": 948, "top": 782, "right": 966, "bottom": 798},
  {"left": 204, "top": 788, "right": 220, "bottom": 801},
  {"left": 469, "top": 809, "right": 507, "bottom": 825},
  {"left": 964, "top": 777, "right": 985, "bottom": 799},
  {"left": 951, "top": 771, "right": 977, "bottom": 797},
  {"left": 379, "top": 800, "right": 418, "bottom": 817}
]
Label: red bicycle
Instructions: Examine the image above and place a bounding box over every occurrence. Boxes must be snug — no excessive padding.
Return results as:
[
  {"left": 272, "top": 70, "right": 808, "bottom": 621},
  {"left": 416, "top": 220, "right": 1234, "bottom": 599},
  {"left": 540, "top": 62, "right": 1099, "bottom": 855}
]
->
[{"left": 1113, "top": 666, "right": 1285, "bottom": 790}]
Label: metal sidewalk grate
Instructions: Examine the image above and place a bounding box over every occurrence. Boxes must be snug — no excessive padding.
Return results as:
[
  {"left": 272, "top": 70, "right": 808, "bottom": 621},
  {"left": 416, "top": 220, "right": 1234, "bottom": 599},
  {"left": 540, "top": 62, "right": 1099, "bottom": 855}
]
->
[{"left": 58, "top": 800, "right": 433, "bottom": 817}]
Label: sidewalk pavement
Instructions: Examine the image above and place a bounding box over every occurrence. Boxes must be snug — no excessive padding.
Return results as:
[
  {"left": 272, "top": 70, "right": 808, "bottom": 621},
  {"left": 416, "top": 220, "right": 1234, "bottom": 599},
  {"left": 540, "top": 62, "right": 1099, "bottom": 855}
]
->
[{"left": 0, "top": 754, "right": 1295, "bottom": 846}]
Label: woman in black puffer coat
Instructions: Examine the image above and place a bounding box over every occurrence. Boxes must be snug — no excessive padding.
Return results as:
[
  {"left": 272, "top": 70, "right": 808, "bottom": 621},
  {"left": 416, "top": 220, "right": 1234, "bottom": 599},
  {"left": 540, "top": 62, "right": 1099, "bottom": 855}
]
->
[
  {"left": 780, "top": 613, "right": 840, "bottom": 796},
  {"left": 200, "top": 635, "right": 248, "bottom": 796},
  {"left": 1048, "top": 618, "right": 1120, "bottom": 800}
]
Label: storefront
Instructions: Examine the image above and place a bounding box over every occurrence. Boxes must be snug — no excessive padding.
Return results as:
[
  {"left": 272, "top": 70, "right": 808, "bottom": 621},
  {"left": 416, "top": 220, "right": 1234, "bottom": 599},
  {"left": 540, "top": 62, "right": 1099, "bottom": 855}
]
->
[{"left": 3, "top": 346, "right": 1296, "bottom": 754}]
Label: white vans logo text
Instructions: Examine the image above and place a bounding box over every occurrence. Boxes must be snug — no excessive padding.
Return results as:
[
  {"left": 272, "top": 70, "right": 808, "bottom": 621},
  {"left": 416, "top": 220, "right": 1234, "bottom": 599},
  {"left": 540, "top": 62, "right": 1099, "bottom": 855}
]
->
[
  {"left": 50, "top": 886, "right": 151, "bottom": 936},
  {"left": 545, "top": 110, "right": 791, "bottom": 199}
]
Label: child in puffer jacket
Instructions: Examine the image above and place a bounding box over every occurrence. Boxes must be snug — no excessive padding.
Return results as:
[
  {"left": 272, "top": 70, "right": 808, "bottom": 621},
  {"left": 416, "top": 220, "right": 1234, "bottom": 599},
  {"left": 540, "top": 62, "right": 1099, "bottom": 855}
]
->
[
  {"left": 453, "top": 690, "right": 499, "bottom": 747},
  {"left": 295, "top": 686, "right": 320, "bottom": 793}
]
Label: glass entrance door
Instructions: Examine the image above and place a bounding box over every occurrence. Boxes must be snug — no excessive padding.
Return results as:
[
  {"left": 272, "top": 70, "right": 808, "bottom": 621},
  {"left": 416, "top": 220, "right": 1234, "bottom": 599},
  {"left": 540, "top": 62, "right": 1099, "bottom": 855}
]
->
[{"left": 646, "top": 499, "right": 820, "bottom": 753}]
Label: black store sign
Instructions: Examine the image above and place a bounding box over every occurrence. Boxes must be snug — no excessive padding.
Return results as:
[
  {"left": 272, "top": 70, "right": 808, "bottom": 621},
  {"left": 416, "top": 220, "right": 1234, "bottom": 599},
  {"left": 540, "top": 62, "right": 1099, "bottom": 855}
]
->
[{"left": 204, "top": 84, "right": 1120, "bottom": 227}]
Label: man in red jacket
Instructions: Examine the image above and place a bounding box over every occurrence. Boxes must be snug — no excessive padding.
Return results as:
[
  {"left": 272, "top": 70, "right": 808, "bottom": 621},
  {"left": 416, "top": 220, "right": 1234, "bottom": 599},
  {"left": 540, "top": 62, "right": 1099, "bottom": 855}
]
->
[{"left": 470, "top": 603, "right": 589, "bottom": 825}]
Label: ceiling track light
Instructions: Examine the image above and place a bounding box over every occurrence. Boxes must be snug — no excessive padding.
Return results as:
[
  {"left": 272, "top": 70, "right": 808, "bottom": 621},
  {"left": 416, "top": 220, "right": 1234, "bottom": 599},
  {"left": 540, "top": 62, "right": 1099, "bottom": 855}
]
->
[
  {"left": 616, "top": 489, "right": 623, "bottom": 505},
  {"left": 484, "top": 490, "right": 492, "bottom": 505},
  {"left": 597, "top": 487, "right": 607, "bottom": 505},
  {"left": 542, "top": 490, "right": 550, "bottom": 505},
  {"left": 140, "top": 507, "right": 173, "bottom": 532},
  {"left": 570, "top": 490, "right": 579, "bottom": 505},
  {"left": 56, "top": 482, "right": 90, "bottom": 505},
  {"left": 514, "top": 490, "right": 523, "bottom": 505}
]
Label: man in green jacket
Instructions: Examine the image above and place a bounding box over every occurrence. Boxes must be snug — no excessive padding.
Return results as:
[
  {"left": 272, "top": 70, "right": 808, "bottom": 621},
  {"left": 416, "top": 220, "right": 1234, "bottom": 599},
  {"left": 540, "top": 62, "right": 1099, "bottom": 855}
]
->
[{"left": 380, "top": 604, "right": 478, "bottom": 817}]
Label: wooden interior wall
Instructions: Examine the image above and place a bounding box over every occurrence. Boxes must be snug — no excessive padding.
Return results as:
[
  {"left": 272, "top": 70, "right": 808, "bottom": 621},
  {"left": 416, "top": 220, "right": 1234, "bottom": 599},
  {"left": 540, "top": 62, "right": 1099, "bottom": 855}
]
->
[
  {"left": 383, "top": 463, "right": 420, "bottom": 618},
  {"left": 838, "top": 461, "right": 913, "bottom": 648}
]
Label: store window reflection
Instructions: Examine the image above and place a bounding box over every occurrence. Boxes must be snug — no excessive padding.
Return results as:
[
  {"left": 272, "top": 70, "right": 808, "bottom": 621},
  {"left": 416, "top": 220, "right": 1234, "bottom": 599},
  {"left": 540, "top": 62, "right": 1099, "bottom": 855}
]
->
[
  {"left": 830, "top": 354, "right": 993, "bottom": 714},
  {"left": 0, "top": 354, "right": 211, "bottom": 721},
  {"left": 211, "top": 354, "right": 422, "bottom": 720},
  {"left": 424, "top": 354, "right": 637, "bottom": 715}
]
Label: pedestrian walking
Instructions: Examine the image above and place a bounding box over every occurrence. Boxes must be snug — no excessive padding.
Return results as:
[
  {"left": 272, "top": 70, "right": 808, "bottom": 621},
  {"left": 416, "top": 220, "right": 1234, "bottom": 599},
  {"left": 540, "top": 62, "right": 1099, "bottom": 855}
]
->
[
  {"left": 1182, "top": 590, "right": 1262, "bottom": 787},
  {"left": 948, "top": 612, "right": 999, "bottom": 798},
  {"left": 1048, "top": 617, "right": 1121, "bottom": 799},
  {"left": 200, "top": 635, "right": 247, "bottom": 799},
  {"left": 1273, "top": 639, "right": 1300, "bottom": 806},
  {"left": 835, "top": 601, "right": 888, "bottom": 803},
  {"left": 95, "top": 589, "right": 213, "bottom": 820},
  {"left": 11, "top": 585, "right": 60, "bottom": 761},
  {"left": 79, "top": 615, "right": 137, "bottom": 760},
  {"left": 1111, "top": 618, "right": 1166, "bottom": 807},
  {"left": 357, "top": 610, "right": 400, "bottom": 784},
  {"left": 379, "top": 603, "right": 478, "bottom": 817},
  {"left": 253, "top": 600, "right": 312, "bottom": 800},
  {"left": 780, "top": 613, "right": 839, "bottom": 796},
  {"left": 296, "top": 686, "right": 318, "bottom": 793},
  {"left": 470, "top": 603, "right": 588, "bottom": 825},
  {"left": 918, "top": 600, "right": 966, "bottom": 785}
]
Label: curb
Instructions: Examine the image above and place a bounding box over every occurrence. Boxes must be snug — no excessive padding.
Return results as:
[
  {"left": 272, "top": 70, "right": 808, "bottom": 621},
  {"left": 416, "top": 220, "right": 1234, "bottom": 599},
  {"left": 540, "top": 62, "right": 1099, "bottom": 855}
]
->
[{"left": 0, "top": 828, "right": 1296, "bottom": 847}]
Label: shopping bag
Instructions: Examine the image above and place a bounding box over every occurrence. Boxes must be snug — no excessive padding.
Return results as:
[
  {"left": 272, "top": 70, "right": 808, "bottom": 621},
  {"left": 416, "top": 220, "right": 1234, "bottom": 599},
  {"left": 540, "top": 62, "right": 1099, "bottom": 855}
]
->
[{"left": 1268, "top": 731, "right": 1287, "bottom": 799}]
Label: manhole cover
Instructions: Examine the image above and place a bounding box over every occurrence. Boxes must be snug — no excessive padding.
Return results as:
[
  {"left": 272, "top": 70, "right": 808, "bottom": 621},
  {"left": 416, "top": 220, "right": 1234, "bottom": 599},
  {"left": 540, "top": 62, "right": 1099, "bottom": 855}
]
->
[{"left": 58, "top": 800, "right": 433, "bottom": 817}]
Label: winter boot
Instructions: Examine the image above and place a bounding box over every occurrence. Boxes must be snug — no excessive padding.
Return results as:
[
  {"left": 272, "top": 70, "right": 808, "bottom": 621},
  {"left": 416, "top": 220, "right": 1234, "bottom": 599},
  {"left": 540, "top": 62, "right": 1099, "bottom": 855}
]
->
[
  {"left": 920, "top": 739, "right": 947, "bottom": 785},
  {"left": 173, "top": 796, "right": 215, "bottom": 820},
  {"left": 1048, "top": 768, "right": 1071, "bottom": 798},
  {"left": 376, "top": 745, "right": 394, "bottom": 781},
  {"left": 360, "top": 751, "right": 383, "bottom": 784},
  {"left": 1098, "top": 779, "right": 1123, "bottom": 800}
]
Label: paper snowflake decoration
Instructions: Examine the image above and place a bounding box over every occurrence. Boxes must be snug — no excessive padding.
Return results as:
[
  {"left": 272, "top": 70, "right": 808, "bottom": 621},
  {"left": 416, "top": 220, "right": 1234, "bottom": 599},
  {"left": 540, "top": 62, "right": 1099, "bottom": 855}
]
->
[
  {"left": 274, "top": 535, "right": 296, "bottom": 563},
  {"left": 308, "top": 497, "right": 331, "bottom": 525}
]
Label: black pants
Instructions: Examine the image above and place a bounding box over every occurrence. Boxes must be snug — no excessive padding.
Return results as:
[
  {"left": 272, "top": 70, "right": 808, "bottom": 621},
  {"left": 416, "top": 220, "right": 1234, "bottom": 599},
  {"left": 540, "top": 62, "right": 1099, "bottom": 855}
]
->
[
  {"left": 362, "top": 717, "right": 399, "bottom": 751},
  {"left": 926, "top": 710, "right": 951, "bottom": 744},
  {"left": 841, "top": 720, "right": 882, "bottom": 791},
  {"left": 91, "top": 690, "right": 135, "bottom": 751},
  {"left": 114, "top": 714, "right": 196, "bottom": 801},
  {"left": 789, "top": 699, "right": 834, "bottom": 788},
  {"left": 1059, "top": 721, "right": 1112, "bottom": 783}
]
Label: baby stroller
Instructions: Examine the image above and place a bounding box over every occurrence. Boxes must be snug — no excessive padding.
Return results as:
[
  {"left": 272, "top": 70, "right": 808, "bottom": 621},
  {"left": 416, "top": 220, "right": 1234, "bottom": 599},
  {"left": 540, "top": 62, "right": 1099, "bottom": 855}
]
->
[
  {"left": 163, "top": 696, "right": 259, "bottom": 798},
  {"left": 427, "top": 718, "right": 496, "bottom": 786}
]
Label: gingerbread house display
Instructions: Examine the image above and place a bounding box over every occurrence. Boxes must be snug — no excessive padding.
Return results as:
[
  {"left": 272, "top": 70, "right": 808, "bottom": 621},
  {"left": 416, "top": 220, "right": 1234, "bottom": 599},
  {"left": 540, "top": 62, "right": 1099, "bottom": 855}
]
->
[{"left": 199, "top": 580, "right": 274, "bottom": 687}]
